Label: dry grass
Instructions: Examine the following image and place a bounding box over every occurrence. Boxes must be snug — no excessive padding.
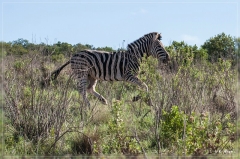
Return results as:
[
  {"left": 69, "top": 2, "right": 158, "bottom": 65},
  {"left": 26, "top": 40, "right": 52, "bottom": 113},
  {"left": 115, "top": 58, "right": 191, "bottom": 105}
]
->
[{"left": 1, "top": 52, "right": 238, "bottom": 156}]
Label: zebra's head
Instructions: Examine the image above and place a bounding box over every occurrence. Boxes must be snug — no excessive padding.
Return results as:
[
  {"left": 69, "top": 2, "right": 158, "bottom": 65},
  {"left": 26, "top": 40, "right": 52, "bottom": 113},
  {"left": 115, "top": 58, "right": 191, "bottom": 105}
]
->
[{"left": 149, "top": 33, "right": 170, "bottom": 64}]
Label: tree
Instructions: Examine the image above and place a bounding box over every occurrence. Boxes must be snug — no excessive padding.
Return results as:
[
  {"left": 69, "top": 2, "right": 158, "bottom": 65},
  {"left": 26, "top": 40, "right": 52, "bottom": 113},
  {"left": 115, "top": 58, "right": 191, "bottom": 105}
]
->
[
  {"left": 96, "top": 46, "right": 115, "bottom": 52},
  {"left": 0, "top": 42, "right": 11, "bottom": 57},
  {"left": 73, "top": 43, "right": 93, "bottom": 53},
  {"left": 167, "top": 41, "right": 208, "bottom": 64},
  {"left": 201, "top": 33, "right": 235, "bottom": 62},
  {"left": 235, "top": 37, "right": 240, "bottom": 75},
  {"left": 234, "top": 37, "right": 240, "bottom": 57},
  {"left": 12, "top": 38, "right": 30, "bottom": 48},
  {"left": 53, "top": 41, "right": 73, "bottom": 57}
]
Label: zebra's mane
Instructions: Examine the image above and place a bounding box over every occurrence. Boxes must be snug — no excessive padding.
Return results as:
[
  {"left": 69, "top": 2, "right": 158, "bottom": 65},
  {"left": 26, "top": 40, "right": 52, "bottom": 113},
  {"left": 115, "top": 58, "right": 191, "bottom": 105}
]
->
[
  {"left": 84, "top": 49, "right": 128, "bottom": 55},
  {"left": 85, "top": 49, "right": 112, "bottom": 54},
  {"left": 126, "top": 32, "right": 159, "bottom": 50}
]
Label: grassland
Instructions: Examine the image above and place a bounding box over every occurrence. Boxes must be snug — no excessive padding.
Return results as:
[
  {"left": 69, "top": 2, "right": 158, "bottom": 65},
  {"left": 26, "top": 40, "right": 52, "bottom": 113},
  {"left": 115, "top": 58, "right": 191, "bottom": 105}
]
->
[{"left": 0, "top": 41, "right": 239, "bottom": 158}]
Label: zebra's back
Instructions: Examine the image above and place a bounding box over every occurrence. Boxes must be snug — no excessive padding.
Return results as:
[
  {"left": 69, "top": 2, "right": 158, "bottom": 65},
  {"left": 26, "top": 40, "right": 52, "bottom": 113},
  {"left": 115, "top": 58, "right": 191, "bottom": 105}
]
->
[{"left": 70, "top": 50, "right": 126, "bottom": 81}]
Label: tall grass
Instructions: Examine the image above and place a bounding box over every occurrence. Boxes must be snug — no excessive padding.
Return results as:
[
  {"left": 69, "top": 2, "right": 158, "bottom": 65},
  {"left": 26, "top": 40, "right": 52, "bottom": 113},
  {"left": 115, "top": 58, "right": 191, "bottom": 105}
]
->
[{"left": 1, "top": 48, "right": 238, "bottom": 157}]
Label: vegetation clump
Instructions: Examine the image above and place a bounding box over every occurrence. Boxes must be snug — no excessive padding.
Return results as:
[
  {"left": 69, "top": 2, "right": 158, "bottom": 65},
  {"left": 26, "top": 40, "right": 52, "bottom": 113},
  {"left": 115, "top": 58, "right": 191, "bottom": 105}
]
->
[{"left": 1, "top": 32, "right": 239, "bottom": 157}]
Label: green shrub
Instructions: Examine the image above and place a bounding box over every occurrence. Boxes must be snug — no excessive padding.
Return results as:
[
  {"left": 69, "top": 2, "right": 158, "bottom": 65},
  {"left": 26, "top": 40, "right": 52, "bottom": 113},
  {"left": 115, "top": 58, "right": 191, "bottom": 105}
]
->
[
  {"left": 102, "top": 100, "right": 141, "bottom": 154},
  {"left": 2, "top": 36, "right": 238, "bottom": 157},
  {"left": 160, "top": 106, "right": 185, "bottom": 149},
  {"left": 159, "top": 106, "right": 235, "bottom": 155},
  {"left": 13, "top": 60, "right": 25, "bottom": 71},
  {"left": 51, "top": 54, "right": 65, "bottom": 62}
]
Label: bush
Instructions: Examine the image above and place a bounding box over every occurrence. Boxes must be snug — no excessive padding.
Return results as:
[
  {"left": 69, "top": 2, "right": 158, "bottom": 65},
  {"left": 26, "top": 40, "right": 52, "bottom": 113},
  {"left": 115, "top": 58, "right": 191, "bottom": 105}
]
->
[
  {"left": 1, "top": 36, "right": 238, "bottom": 157},
  {"left": 159, "top": 106, "right": 235, "bottom": 155},
  {"left": 102, "top": 100, "right": 141, "bottom": 155},
  {"left": 3, "top": 54, "right": 73, "bottom": 154}
]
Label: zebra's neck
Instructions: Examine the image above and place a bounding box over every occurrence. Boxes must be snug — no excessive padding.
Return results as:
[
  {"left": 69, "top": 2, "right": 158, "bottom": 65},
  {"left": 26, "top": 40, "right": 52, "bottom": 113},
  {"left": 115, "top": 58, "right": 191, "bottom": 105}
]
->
[
  {"left": 127, "top": 42, "right": 149, "bottom": 60},
  {"left": 126, "top": 35, "right": 153, "bottom": 60}
]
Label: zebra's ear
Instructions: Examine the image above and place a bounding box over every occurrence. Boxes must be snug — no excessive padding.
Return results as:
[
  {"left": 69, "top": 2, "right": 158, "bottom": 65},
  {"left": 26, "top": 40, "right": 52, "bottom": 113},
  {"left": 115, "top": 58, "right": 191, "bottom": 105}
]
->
[{"left": 157, "top": 33, "right": 162, "bottom": 40}]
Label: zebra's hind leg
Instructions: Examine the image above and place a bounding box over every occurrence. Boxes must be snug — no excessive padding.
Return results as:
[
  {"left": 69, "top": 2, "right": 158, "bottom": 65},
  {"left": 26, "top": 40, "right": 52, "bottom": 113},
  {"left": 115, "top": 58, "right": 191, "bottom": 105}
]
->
[
  {"left": 77, "top": 77, "right": 91, "bottom": 107},
  {"left": 87, "top": 76, "right": 108, "bottom": 105}
]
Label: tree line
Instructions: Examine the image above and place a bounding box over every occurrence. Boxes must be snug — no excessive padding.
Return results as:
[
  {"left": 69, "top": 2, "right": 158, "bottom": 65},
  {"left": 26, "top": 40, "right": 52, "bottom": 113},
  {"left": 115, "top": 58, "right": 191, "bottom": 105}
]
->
[{"left": 1, "top": 32, "right": 239, "bottom": 63}]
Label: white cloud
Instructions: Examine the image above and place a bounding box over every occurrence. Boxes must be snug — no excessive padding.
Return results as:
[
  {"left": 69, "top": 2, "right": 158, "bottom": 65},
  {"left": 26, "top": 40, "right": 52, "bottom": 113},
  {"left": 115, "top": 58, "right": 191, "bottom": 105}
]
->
[{"left": 181, "top": 34, "right": 201, "bottom": 46}]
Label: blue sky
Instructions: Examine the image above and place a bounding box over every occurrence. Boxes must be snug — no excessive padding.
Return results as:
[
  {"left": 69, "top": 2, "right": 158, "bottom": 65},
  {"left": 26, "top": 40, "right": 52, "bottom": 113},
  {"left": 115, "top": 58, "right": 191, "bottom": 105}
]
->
[{"left": 1, "top": 0, "right": 239, "bottom": 49}]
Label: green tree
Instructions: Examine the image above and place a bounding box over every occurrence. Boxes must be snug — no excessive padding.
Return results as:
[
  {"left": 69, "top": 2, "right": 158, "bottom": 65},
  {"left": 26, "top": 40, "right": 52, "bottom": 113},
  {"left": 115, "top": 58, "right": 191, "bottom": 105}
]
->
[
  {"left": 96, "top": 46, "right": 115, "bottom": 52},
  {"left": 12, "top": 38, "right": 29, "bottom": 48},
  {"left": 202, "top": 33, "right": 235, "bottom": 62},
  {"left": 166, "top": 41, "right": 196, "bottom": 67},
  {"left": 235, "top": 37, "right": 240, "bottom": 75},
  {"left": 53, "top": 41, "right": 73, "bottom": 56},
  {"left": 1, "top": 42, "right": 11, "bottom": 57},
  {"left": 73, "top": 43, "right": 93, "bottom": 52},
  {"left": 10, "top": 44, "right": 28, "bottom": 55},
  {"left": 234, "top": 37, "right": 240, "bottom": 57},
  {"left": 2, "top": 38, "right": 31, "bottom": 55}
]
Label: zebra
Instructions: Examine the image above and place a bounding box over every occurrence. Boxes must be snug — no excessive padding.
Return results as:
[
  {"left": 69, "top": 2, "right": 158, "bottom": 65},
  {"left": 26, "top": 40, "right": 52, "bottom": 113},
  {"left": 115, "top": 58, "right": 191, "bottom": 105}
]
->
[{"left": 47, "top": 32, "right": 170, "bottom": 107}]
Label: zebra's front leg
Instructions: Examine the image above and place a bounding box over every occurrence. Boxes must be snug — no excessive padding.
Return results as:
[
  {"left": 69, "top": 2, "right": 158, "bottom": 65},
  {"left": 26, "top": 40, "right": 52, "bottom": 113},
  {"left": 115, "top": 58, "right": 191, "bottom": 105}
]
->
[
  {"left": 87, "top": 76, "right": 108, "bottom": 105},
  {"left": 125, "top": 75, "right": 153, "bottom": 106},
  {"left": 125, "top": 75, "right": 148, "bottom": 92},
  {"left": 77, "top": 78, "right": 90, "bottom": 107}
]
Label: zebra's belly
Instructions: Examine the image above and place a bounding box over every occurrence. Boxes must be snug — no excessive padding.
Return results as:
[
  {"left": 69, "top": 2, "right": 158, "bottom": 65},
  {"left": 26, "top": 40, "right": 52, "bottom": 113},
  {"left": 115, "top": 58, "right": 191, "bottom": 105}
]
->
[{"left": 89, "top": 71, "right": 124, "bottom": 81}]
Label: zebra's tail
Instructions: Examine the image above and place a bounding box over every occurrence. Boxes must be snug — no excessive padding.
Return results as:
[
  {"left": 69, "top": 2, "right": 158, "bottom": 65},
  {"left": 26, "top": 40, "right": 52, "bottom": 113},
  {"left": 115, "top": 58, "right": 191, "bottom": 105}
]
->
[
  {"left": 42, "top": 60, "right": 70, "bottom": 86},
  {"left": 50, "top": 60, "right": 70, "bottom": 80}
]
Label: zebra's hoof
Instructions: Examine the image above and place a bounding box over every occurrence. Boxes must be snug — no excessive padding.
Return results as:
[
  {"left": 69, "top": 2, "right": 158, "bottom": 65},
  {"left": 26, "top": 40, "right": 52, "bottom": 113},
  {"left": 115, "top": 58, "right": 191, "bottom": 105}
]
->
[
  {"left": 99, "top": 98, "right": 108, "bottom": 105},
  {"left": 103, "top": 100, "right": 108, "bottom": 105}
]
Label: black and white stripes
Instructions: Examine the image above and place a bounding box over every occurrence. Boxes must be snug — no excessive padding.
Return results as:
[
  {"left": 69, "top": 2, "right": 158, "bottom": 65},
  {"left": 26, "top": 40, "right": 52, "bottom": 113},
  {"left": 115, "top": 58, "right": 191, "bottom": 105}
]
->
[{"left": 49, "top": 32, "right": 170, "bottom": 106}]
